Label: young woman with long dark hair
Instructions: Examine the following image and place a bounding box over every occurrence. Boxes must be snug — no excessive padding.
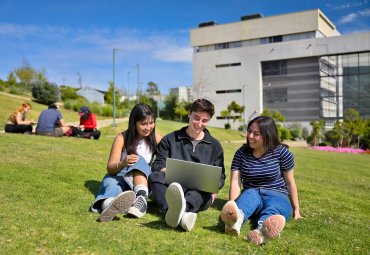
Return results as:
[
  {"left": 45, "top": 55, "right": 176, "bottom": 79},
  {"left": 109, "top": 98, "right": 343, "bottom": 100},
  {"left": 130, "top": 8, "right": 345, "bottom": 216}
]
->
[
  {"left": 221, "top": 116, "right": 301, "bottom": 245},
  {"left": 90, "top": 103, "right": 162, "bottom": 222}
]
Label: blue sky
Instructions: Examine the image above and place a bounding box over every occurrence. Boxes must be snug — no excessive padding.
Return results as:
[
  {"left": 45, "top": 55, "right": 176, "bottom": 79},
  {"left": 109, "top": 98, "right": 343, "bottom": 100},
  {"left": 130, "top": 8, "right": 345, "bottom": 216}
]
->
[{"left": 0, "top": 0, "right": 369, "bottom": 94}]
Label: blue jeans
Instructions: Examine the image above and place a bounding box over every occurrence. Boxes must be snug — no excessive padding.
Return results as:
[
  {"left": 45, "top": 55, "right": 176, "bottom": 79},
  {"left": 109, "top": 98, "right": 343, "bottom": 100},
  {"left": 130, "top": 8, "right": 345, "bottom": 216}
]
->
[
  {"left": 236, "top": 188, "right": 292, "bottom": 227},
  {"left": 90, "top": 155, "right": 151, "bottom": 213}
]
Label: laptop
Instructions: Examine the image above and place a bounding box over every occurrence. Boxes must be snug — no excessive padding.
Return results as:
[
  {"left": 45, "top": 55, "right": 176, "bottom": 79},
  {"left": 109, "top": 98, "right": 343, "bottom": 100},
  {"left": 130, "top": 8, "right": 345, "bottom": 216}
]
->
[{"left": 165, "top": 158, "right": 222, "bottom": 193}]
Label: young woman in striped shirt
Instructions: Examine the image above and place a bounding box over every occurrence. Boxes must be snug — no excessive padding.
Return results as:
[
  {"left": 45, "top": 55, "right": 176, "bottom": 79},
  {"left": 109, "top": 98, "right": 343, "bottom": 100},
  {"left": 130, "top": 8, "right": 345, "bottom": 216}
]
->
[{"left": 221, "top": 116, "right": 301, "bottom": 245}]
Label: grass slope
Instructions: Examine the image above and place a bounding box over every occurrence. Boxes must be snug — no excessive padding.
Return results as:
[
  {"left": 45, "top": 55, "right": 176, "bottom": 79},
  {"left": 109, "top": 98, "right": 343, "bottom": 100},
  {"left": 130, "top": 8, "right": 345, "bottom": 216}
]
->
[
  {"left": 0, "top": 93, "right": 110, "bottom": 130},
  {"left": 0, "top": 119, "right": 369, "bottom": 254}
]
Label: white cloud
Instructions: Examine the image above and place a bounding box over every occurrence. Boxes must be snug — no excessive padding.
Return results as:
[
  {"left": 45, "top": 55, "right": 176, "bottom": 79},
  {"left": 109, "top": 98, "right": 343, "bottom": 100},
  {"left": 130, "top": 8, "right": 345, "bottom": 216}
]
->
[
  {"left": 359, "top": 8, "right": 370, "bottom": 16},
  {"left": 153, "top": 46, "right": 193, "bottom": 63},
  {"left": 338, "top": 13, "right": 358, "bottom": 24},
  {"left": 0, "top": 22, "right": 192, "bottom": 90}
]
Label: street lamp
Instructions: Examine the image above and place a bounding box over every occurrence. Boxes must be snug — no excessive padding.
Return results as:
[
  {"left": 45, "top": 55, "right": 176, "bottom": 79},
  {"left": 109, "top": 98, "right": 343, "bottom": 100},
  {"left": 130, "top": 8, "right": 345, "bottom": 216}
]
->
[
  {"left": 136, "top": 64, "right": 140, "bottom": 104},
  {"left": 127, "top": 71, "right": 130, "bottom": 113},
  {"left": 112, "top": 48, "right": 122, "bottom": 127},
  {"left": 242, "top": 84, "right": 247, "bottom": 132}
]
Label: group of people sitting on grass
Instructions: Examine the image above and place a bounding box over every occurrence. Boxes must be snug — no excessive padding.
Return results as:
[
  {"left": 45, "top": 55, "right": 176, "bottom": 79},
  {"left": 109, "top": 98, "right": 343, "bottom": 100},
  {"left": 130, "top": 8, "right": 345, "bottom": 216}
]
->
[
  {"left": 90, "top": 98, "right": 302, "bottom": 246},
  {"left": 5, "top": 102, "right": 100, "bottom": 140}
]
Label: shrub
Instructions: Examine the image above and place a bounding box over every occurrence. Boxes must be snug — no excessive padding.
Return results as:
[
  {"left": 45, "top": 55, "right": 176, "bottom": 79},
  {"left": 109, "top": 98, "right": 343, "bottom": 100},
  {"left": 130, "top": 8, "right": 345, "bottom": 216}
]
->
[
  {"left": 101, "top": 105, "right": 113, "bottom": 117},
  {"left": 224, "top": 123, "right": 231, "bottom": 129},
  {"left": 290, "top": 128, "right": 302, "bottom": 140},
  {"left": 280, "top": 128, "right": 291, "bottom": 141},
  {"left": 302, "top": 127, "right": 309, "bottom": 140},
  {"left": 32, "top": 81, "right": 60, "bottom": 105}
]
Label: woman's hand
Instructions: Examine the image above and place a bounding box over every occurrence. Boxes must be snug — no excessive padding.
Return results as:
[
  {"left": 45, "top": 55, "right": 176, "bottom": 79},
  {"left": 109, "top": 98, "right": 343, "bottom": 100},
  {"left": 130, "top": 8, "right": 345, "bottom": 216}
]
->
[
  {"left": 293, "top": 209, "right": 302, "bottom": 220},
  {"left": 123, "top": 154, "right": 139, "bottom": 166}
]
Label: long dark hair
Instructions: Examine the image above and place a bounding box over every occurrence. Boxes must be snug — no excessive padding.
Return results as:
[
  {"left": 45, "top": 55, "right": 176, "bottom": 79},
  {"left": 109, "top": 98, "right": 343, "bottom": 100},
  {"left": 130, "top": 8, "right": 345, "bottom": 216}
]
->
[
  {"left": 243, "top": 116, "right": 281, "bottom": 154},
  {"left": 124, "top": 103, "right": 157, "bottom": 155}
]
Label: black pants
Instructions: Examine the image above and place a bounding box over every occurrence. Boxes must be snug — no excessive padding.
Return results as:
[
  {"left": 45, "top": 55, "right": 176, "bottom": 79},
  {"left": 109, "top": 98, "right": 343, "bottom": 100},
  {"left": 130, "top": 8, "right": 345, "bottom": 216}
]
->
[
  {"left": 71, "top": 127, "right": 101, "bottom": 140},
  {"left": 148, "top": 171, "right": 212, "bottom": 214},
  {"left": 5, "top": 124, "right": 32, "bottom": 134}
]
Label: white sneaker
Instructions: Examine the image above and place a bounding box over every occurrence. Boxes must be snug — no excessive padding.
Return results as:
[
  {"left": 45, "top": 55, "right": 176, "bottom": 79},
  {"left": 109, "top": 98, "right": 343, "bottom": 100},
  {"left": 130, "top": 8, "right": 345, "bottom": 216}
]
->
[
  {"left": 165, "top": 182, "right": 186, "bottom": 228},
  {"left": 220, "top": 200, "right": 244, "bottom": 236},
  {"left": 99, "top": 190, "right": 136, "bottom": 222},
  {"left": 180, "top": 212, "right": 197, "bottom": 231}
]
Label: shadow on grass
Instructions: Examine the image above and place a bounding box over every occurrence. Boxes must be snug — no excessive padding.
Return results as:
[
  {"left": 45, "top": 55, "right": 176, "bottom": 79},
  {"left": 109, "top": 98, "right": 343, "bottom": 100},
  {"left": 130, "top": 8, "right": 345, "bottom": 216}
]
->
[
  {"left": 203, "top": 215, "right": 225, "bottom": 233},
  {"left": 84, "top": 180, "right": 100, "bottom": 196},
  {"left": 211, "top": 197, "right": 228, "bottom": 211}
]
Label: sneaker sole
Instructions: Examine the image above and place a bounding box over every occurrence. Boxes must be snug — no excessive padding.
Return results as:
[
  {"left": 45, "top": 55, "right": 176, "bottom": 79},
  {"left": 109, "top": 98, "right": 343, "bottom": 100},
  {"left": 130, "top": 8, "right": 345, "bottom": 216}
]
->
[
  {"left": 221, "top": 201, "right": 238, "bottom": 226},
  {"left": 99, "top": 191, "right": 136, "bottom": 222},
  {"left": 261, "top": 215, "right": 285, "bottom": 239},
  {"left": 127, "top": 206, "right": 146, "bottom": 218},
  {"left": 165, "top": 183, "right": 185, "bottom": 228},
  {"left": 245, "top": 229, "right": 265, "bottom": 245}
]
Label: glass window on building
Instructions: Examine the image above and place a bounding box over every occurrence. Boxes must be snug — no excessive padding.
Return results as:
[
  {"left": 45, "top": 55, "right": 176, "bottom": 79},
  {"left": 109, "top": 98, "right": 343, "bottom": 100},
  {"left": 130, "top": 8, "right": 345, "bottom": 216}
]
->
[
  {"left": 262, "top": 60, "right": 288, "bottom": 76},
  {"left": 320, "top": 52, "right": 370, "bottom": 119},
  {"left": 263, "top": 88, "right": 288, "bottom": 104}
]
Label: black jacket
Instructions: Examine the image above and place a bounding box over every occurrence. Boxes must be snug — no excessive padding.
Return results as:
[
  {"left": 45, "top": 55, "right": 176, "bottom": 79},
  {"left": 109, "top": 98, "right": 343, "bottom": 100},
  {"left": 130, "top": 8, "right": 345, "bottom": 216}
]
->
[{"left": 151, "top": 126, "right": 226, "bottom": 190}]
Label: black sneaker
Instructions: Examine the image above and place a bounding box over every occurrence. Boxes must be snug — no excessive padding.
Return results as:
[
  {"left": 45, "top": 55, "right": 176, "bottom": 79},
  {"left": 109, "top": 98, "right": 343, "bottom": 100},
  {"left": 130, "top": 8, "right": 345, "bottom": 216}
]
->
[{"left": 127, "top": 195, "right": 147, "bottom": 218}]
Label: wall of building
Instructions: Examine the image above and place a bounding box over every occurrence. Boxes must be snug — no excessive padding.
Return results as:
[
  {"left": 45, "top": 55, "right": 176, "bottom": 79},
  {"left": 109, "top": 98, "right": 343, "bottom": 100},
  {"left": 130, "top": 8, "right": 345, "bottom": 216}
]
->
[{"left": 192, "top": 32, "right": 370, "bottom": 129}]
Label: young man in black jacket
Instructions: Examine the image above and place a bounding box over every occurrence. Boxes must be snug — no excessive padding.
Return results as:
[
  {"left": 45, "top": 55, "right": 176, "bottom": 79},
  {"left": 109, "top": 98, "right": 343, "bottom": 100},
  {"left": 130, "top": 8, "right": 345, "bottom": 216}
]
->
[{"left": 149, "top": 98, "right": 225, "bottom": 231}]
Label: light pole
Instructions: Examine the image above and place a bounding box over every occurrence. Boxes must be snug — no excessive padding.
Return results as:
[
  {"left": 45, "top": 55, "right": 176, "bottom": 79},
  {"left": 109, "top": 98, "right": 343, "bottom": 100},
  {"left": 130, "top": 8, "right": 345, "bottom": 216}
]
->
[
  {"left": 136, "top": 64, "right": 140, "bottom": 104},
  {"left": 242, "top": 84, "right": 247, "bottom": 132},
  {"left": 127, "top": 71, "right": 130, "bottom": 113},
  {"left": 112, "top": 49, "right": 122, "bottom": 127}
]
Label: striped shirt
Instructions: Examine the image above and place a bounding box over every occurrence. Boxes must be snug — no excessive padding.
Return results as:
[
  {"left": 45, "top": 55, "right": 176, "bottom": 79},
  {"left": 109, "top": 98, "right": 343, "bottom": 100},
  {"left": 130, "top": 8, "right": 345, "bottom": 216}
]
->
[{"left": 231, "top": 144, "right": 294, "bottom": 195}]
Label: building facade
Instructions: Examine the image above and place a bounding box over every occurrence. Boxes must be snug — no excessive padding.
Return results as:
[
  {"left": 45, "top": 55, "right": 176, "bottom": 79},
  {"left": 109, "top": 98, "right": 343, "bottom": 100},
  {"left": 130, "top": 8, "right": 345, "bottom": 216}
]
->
[
  {"left": 190, "top": 9, "right": 370, "bottom": 129},
  {"left": 169, "top": 86, "right": 193, "bottom": 102}
]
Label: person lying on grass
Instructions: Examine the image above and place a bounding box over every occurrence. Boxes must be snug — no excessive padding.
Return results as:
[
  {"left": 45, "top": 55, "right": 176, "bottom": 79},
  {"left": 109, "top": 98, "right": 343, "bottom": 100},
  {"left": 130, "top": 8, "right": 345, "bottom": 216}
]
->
[
  {"left": 90, "top": 103, "right": 162, "bottom": 222},
  {"left": 221, "top": 116, "right": 301, "bottom": 245},
  {"left": 149, "top": 98, "right": 226, "bottom": 232}
]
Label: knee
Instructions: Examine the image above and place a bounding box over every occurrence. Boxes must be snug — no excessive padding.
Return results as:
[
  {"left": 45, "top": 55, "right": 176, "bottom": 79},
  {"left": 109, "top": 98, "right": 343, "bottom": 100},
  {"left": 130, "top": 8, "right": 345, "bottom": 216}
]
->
[{"left": 148, "top": 171, "right": 165, "bottom": 184}]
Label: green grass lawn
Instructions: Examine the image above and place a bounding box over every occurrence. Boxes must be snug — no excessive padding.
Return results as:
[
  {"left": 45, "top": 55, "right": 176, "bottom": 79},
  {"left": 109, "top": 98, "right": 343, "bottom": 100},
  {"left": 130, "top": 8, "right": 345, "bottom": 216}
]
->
[{"left": 0, "top": 118, "right": 369, "bottom": 255}]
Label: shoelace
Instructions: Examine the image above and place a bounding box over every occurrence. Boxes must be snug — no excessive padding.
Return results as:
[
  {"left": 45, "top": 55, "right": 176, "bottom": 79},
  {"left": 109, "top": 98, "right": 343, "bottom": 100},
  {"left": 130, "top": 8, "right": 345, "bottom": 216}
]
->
[{"left": 133, "top": 196, "right": 146, "bottom": 210}]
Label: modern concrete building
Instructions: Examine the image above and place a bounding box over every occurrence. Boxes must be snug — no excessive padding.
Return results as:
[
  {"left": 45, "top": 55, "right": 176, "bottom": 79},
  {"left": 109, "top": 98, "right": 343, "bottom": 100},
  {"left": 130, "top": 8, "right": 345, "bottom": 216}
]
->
[
  {"left": 169, "top": 86, "right": 193, "bottom": 102},
  {"left": 190, "top": 9, "right": 370, "bottom": 129}
]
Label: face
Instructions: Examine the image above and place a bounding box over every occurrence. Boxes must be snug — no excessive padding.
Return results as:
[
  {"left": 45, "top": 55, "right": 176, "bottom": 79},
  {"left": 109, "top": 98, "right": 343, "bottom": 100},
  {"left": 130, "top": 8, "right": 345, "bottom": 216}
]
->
[
  {"left": 247, "top": 122, "right": 264, "bottom": 151},
  {"left": 135, "top": 116, "right": 155, "bottom": 139},
  {"left": 188, "top": 111, "right": 211, "bottom": 136},
  {"left": 24, "top": 106, "right": 31, "bottom": 112}
]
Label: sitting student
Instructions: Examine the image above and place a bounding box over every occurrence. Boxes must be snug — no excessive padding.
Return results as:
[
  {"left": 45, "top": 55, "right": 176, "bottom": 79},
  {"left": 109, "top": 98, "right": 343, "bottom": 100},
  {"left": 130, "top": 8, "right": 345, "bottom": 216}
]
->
[
  {"left": 149, "top": 98, "right": 225, "bottom": 232},
  {"left": 5, "top": 102, "right": 35, "bottom": 134},
  {"left": 35, "top": 103, "right": 70, "bottom": 137},
  {"left": 74, "top": 106, "right": 101, "bottom": 139},
  {"left": 220, "top": 116, "right": 301, "bottom": 245},
  {"left": 90, "top": 103, "right": 162, "bottom": 222}
]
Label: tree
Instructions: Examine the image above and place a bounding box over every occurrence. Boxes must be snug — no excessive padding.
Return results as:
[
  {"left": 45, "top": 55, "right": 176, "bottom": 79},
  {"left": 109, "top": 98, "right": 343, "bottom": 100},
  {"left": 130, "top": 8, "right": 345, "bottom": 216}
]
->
[
  {"left": 220, "top": 101, "right": 244, "bottom": 129},
  {"left": 7, "top": 72, "right": 17, "bottom": 86},
  {"left": 161, "top": 95, "right": 178, "bottom": 120},
  {"left": 309, "top": 120, "right": 324, "bottom": 146},
  {"left": 175, "top": 101, "right": 191, "bottom": 123},
  {"left": 146, "top": 81, "right": 160, "bottom": 95},
  {"left": 60, "top": 86, "right": 79, "bottom": 101},
  {"left": 227, "top": 101, "right": 245, "bottom": 123},
  {"left": 104, "top": 81, "right": 121, "bottom": 106},
  {"left": 32, "top": 81, "right": 60, "bottom": 105},
  {"left": 342, "top": 108, "right": 365, "bottom": 147},
  {"left": 14, "top": 66, "right": 36, "bottom": 86}
]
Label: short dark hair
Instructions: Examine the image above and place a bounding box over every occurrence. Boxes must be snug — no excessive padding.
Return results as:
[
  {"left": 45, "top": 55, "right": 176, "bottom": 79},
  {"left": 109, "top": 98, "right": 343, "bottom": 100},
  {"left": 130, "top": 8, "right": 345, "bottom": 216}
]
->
[
  {"left": 48, "top": 103, "right": 58, "bottom": 109},
  {"left": 189, "top": 98, "right": 214, "bottom": 117}
]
